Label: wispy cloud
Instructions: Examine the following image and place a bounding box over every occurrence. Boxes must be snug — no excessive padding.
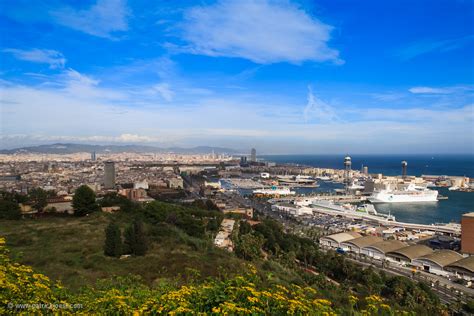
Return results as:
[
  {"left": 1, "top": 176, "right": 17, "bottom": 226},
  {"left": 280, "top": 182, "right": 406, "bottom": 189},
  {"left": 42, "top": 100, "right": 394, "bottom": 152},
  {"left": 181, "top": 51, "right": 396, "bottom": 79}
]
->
[
  {"left": 409, "top": 85, "right": 474, "bottom": 95},
  {"left": 409, "top": 86, "right": 452, "bottom": 94},
  {"left": 50, "top": 0, "right": 129, "bottom": 38},
  {"left": 177, "top": 0, "right": 342, "bottom": 64},
  {"left": 2, "top": 48, "right": 66, "bottom": 69},
  {"left": 303, "top": 87, "right": 338, "bottom": 122},
  {"left": 151, "top": 83, "right": 174, "bottom": 102},
  {"left": 1, "top": 72, "right": 473, "bottom": 154},
  {"left": 398, "top": 35, "right": 474, "bottom": 60},
  {"left": 370, "top": 92, "right": 406, "bottom": 102},
  {"left": 60, "top": 68, "right": 127, "bottom": 101}
]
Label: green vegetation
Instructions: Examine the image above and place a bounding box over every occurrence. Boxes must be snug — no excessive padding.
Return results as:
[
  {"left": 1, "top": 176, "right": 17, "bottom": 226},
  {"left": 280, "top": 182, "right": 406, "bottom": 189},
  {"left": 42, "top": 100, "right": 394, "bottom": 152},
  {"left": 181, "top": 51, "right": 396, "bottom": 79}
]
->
[
  {"left": 104, "top": 222, "right": 123, "bottom": 257},
  {"left": 99, "top": 192, "right": 138, "bottom": 212},
  {"left": 123, "top": 218, "right": 148, "bottom": 256},
  {"left": 0, "top": 203, "right": 241, "bottom": 291},
  {"left": 1, "top": 237, "right": 392, "bottom": 315},
  {"left": 0, "top": 200, "right": 21, "bottom": 220},
  {"left": 28, "top": 188, "right": 49, "bottom": 213},
  {"left": 143, "top": 200, "right": 223, "bottom": 238},
  {"left": 0, "top": 198, "right": 451, "bottom": 314},
  {"left": 234, "top": 233, "right": 265, "bottom": 261},
  {"left": 232, "top": 218, "right": 448, "bottom": 315},
  {"left": 0, "top": 191, "right": 26, "bottom": 219},
  {"left": 72, "top": 185, "right": 99, "bottom": 216}
]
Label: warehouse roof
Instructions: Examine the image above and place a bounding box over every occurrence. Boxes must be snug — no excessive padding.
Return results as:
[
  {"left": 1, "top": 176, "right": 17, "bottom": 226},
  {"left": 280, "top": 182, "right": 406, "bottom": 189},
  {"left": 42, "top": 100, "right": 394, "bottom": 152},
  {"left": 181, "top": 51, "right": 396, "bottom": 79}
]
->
[
  {"left": 320, "top": 231, "right": 362, "bottom": 244},
  {"left": 362, "top": 240, "right": 407, "bottom": 254},
  {"left": 341, "top": 236, "right": 383, "bottom": 249},
  {"left": 446, "top": 256, "right": 474, "bottom": 274},
  {"left": 387, "top": 244, "right": 433, "bottom": 261},
  {"left": 414, "top": 250, "right": 463, "bottom": 267}
]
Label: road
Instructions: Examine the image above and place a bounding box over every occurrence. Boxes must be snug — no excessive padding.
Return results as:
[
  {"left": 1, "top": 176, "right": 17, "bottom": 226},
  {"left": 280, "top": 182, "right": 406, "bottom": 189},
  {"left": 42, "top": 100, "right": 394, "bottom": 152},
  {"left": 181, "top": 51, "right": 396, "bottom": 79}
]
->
[{"left": 343, "top": 254, "right": 473, "bottom": 305}]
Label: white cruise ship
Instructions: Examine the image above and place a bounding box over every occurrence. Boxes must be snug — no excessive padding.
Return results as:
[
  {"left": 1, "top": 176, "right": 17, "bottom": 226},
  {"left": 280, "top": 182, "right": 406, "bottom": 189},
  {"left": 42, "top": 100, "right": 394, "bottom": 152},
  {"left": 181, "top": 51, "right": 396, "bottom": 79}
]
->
[
  {"left": 368, "top": 184, "right": 438, "bottom": 203},
  {"left": 253, "top": 186, "right": 295, "bottom": 196}
]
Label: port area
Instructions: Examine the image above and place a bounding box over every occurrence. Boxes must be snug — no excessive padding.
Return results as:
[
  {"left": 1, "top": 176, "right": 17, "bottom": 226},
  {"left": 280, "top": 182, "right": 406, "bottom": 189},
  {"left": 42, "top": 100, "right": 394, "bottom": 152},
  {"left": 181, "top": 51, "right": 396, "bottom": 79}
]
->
[
  {"left": 249, "top": 197, "right": 473, "bottom": 303},
  {"left": 269, "top": 194, "right": 460, "bottom": 235}
]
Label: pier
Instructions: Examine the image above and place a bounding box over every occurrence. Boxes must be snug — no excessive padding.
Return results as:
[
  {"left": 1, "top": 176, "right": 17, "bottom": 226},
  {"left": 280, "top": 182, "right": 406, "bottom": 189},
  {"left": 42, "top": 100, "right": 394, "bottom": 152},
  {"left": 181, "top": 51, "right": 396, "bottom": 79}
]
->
[{"left": 309, "top": 206, "right": 461, "bottom": 236}]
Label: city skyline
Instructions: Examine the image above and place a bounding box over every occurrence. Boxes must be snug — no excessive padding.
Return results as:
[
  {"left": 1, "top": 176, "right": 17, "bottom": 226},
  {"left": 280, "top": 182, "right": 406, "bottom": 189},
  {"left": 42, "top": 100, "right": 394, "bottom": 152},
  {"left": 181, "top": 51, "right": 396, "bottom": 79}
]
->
[{"left": 1, "top": 0, "right": 473, "bottom": 154}]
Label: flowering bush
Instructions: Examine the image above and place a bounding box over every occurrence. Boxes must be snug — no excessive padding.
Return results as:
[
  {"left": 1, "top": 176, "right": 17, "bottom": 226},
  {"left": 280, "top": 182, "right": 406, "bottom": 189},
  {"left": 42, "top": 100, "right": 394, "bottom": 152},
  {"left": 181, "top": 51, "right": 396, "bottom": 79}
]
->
[
  {"left": 1, "top": 237, "right": 397, "bottom": 315},
  {"left": 0, "top": 237, "right": 70, "bottom": 314}
]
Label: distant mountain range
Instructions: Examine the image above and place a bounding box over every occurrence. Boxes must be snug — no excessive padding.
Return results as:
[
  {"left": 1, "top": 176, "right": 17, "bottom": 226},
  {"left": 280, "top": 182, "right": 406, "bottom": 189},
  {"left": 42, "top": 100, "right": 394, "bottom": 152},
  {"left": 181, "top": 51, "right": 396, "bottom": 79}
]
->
[{"left": 0, "top": 143, "right": 239, "bottom": 155}]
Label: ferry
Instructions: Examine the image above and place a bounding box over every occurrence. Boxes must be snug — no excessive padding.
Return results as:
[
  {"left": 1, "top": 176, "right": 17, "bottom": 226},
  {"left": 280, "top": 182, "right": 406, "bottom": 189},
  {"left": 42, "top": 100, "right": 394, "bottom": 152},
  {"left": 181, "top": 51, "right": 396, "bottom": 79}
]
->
[
  {"left": 253, "top": 186, "right": 296, "bottom": 197},
  {"left": 277, "top": 175, "right": 318, "bottom": 187},
  {"left": 368, "top": 183, "right": 438, "bottom": 203}
]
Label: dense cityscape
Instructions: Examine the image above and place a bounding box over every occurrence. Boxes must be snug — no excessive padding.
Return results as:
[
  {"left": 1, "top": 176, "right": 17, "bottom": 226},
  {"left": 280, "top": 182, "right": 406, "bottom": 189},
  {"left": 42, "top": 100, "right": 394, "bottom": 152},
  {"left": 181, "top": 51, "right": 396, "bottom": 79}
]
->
[
  {"left": 1, "top": 145, "right": 474, "bottom": 313},
  {"left": 1, "top": 0, "right": 473, "bottom": 314}
]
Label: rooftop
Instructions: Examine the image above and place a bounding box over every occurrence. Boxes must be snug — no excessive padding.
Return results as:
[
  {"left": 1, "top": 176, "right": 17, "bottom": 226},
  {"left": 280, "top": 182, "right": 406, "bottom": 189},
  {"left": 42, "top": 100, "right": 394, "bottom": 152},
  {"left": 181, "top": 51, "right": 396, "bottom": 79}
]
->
[
  {"left": 414, "top": 250, "right": 464, "bottom": 267},
  {"left": 341, "top": 235, "right": 383, "bottom": 249},
  {"left": 320, "top": 231, "right": 362, "bottom": 244},
  {"left": 363, "top": 240, "right": 407, "bottom": 254},
  {"left": 446, "top": 256, "right": 474, "bottom": 274},
  {"left": 387, "top": 244, "right": 433, "bottom": 261}
]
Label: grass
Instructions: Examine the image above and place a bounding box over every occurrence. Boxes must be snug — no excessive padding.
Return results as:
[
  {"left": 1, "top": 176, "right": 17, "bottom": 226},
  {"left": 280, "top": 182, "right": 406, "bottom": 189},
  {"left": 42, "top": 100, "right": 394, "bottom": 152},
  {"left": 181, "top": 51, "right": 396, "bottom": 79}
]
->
[{"left": 0, "top": 212, "right": 247, "bottom": 291}]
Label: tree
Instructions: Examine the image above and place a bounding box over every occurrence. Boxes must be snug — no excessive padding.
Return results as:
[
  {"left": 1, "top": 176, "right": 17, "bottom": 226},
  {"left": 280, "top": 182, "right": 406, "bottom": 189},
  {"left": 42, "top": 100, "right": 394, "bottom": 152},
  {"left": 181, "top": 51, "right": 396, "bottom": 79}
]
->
[
  {"left": 234, "top": 233, "right": 264, "bottom": 261},
  {"left": 104, "top": 222, "right": 122, "bottom": 257},
  {"left": 238, "top": 221, "right": 252, "bottom": 236},
  {"left": 0, "top": 199, "right": 21, "bottom": 220},
  {"left": 464, "top": 300, "right": 474, "bottom": 313},
  {"left": 124, "top": 218, "right": 148, "bottom": 256},
  {"left": 205, "top": 199, "right": 219, "bottom": 211},
  {"left": 28, "top": 188, "right": 48, "bottom": 213},
  {"left": 100, "top": 192, "right": 136, "bottom": 212},
  {"left": 1, "top": 191, "right": 28, "bottom": 204},
  {"left": 72, "top": 185, "right": 99, "bottom": 216},
  {"left": 206, "top": 218, "right": 220, "bottom": 232}
]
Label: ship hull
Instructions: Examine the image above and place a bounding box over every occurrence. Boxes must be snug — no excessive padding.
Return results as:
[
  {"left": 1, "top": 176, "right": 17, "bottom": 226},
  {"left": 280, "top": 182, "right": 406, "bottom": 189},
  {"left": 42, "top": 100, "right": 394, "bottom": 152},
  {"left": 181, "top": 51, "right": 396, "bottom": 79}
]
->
[{"left": 368, "top": 191, "right": 438, "bottom": 203}]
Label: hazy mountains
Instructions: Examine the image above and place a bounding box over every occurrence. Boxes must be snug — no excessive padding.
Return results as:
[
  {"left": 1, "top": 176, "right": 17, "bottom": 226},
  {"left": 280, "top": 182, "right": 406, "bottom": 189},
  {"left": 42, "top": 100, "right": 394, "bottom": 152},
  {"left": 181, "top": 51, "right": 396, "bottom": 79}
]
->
[{"left": 0, "top": 143, "right": 238, "bottom": 155}]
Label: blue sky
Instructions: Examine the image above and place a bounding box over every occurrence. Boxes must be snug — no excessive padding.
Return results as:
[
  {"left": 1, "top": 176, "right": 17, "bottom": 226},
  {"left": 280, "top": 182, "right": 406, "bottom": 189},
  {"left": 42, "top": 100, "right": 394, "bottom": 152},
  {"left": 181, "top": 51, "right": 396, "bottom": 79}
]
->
[{"left": 0, "top": 0, "right": 473, "bottom": 153}]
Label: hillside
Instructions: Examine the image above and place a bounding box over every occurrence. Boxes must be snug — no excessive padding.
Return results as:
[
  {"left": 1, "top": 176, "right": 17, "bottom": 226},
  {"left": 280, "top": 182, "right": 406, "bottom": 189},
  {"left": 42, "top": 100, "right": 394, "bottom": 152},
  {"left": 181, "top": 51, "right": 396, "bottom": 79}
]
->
[
  {"left": 0, "top": 212, "right": 245, "bottom": 291},
  {"left": 0, "top": 199, "right": 459, "bottom": 314}
]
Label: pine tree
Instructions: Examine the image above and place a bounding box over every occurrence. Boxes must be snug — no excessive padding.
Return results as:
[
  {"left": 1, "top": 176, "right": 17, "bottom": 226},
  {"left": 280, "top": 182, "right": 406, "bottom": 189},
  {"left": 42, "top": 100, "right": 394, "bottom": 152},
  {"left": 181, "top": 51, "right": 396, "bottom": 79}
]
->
[
  {"left": 72, "top": 185, "right": 99, "bottom": 217},
  {"left": 104, "top": 222, "right": 122, "bottom": 257},
  {"left": 124, "top": 218, "right": 148, "bottom": 256},
  {"left": 123, "top": 224, "right": 135, "bottom": 255}
]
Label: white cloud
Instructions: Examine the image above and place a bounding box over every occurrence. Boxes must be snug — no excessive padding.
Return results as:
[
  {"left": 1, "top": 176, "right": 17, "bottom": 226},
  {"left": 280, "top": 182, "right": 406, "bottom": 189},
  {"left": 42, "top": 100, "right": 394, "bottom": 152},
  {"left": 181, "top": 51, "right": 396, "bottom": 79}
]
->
[
  {"left": 1, "top": 75, "right": 472, "bottom": 154},
  {"left": 179, "top": 0, "right": 342, "bottom": 64},
  {"left": 2, "top": 48, "right": 66, "bottom": 69},
  {"left": 409, "top": 86, "right": 452, "bottom": 94},
  {"left": 50, "top": 0, "right": 129, "bottom": 38},
  {"left": 303, "top": 87, "right": 338, "bottom": 122},
  {"left": 60, "top": 69, "right": 127, "bottom": 100},
  {"left": 409, "top": 85, "right": 474, "bottom": 95}
]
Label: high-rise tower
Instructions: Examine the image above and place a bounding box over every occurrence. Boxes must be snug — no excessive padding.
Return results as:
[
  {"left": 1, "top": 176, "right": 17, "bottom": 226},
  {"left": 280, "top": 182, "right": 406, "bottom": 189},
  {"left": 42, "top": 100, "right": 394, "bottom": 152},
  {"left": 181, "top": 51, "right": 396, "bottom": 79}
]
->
[
  {"left": 401, "top": 161, "right": 408, "bottom": 179},
  {"left": 104, "top": 161, "right": 115, "bottom": 189},
  {"left": 250, "top": 148, "right": 257, "bottom": 162},
  {"left": 344, "top": 156, "right": 352, "bottom": 189}
]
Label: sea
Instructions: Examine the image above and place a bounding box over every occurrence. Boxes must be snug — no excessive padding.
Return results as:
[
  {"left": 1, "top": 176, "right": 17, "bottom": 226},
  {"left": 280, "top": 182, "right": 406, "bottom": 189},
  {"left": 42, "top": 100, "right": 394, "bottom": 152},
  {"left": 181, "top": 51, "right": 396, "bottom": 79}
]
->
[{"left": 260, "top": 154, "right": 474, "bottom": 225}]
